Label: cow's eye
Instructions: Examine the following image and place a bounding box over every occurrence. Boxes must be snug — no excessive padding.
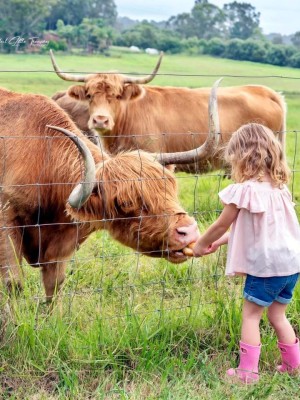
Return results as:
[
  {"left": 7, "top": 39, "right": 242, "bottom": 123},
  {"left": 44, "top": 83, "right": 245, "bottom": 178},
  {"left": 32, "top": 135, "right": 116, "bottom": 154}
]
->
[
  {"left": 114, "top": 199, "right": 135, "bottom": 216},
  {"left": 86, "top": 94, "right": 91, "bottom": 100},
  {"left": 120, "top": 201, "right": 133, "bottom": 210}
]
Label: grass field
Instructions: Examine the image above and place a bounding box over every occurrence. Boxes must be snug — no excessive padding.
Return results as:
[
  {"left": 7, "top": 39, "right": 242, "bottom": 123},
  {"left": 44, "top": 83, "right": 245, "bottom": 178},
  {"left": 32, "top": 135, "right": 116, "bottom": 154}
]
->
[{"left": 0, "top": 49, "right": 300, "bottom": 399}]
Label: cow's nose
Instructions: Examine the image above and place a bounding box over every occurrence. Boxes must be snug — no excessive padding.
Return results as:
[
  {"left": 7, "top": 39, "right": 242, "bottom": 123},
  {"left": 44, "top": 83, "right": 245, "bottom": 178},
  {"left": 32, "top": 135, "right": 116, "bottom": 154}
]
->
[
  {"left": 92, "top": 115, "right": 109, "bottom": 128},
  {"left": 176, "top": 222, "right": 200, "bottom": 244}
]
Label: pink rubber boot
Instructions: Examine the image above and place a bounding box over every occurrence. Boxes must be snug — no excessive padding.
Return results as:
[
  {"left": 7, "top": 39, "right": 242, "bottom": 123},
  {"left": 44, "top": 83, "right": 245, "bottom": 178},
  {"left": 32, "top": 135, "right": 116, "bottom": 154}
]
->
[
  {"left": 277, "top": 338, "right": 300, "bottom": 374},
  {"left": 226, "top": 341, "right": 261, "bottom": 384}
]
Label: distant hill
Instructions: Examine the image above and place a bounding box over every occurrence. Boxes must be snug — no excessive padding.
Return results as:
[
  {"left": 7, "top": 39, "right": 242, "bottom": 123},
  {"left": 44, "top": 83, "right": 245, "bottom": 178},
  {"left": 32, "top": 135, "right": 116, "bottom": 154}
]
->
[{"left": 116, "top": 16, "right": 168, "bottom": 32}]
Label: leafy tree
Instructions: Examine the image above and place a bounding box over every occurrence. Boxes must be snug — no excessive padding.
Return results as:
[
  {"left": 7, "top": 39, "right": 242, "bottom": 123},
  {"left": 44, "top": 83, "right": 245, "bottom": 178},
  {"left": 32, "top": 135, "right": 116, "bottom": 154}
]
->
[
  {"left": 266, "top": 45, "right": 288, "bottom": 66},
  {"left": 204, "top": 38, "right": 226, "bottom": 56},
  {"left": 46, "top": 0, "right": 117, "bottom": 29},
  {"left": 167, "top": 13, "right": 195, "bottom": 39},
  {"left": 191, "top": 2, "right": 226, "bottom": 39},
  {"left": 289, "top": 52, "right": 300, "bottom": 68},
  {"left": 135, "top": 22, "right": 159, "bottom": 49},
  {"left": 0, "top": 0, "right": 57, "bottom": 52},
  {"left": 47, "top": 0, "right": 89, "bottom": 27},
  {"left": 115, "top": 22, "right": 159, "bottom": 50},
  {"left": 167, "top": 2, "right": 225, "bottom": 40},
  {"left": 205, "top": 38, "right": 267, "bottom": 63},
  {"left": 40, "top": 39, "right": 68, "bottom": 53},
  {"left": 240, "top": 39, "right": 266, "bottom": 62},
  {"left": 90, "top": 0, "right": 117, "bottom": 25},
  {"left": 181, "top": 37, "right": 205, "bottom": 55},
  {"left": 157, "top": 31, "right": 183, "bottom": 54},
  {"left": 223, "top": 2, "right": 261, "bottom": 39},
  {"left": 77, "top": 18, "right": 115, "bottom": 53},
  {"left": 115, "top": 30, "right": 141, "bottom": 48},
  {"left": 115, "top": 21, "right": 183, "bottom": 53},
  {"left": 56, "top": 19, "right": 79, "bottom": 50},
  {"left": 291, "top": 32, "right": 300, "bottom": 49},
  {"left": 224, "top": 38, "right": 245, "bottom": 60},
  {"left": 284, "top": 45, "right": 297, "bottom": 59},
  {"left": 53, "top": 18, "right": 114, "bottom": 53}
]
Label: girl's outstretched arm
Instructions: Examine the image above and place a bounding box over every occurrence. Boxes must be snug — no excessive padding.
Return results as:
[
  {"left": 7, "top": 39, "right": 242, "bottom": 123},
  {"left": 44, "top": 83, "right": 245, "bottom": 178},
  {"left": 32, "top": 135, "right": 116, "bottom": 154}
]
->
[
  {"left": 202, "top": 231, "right": 230, "bottom": 255},
  {"left": 193, "top": 204, "right": 239, "bottom": 257}
]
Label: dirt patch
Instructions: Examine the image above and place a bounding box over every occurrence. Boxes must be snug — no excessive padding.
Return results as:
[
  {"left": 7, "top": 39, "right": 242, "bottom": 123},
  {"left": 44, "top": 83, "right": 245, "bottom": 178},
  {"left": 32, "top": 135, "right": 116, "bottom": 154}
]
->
[
  {"left": 0, "top": 371, "right": 60, "bottom": 398},
  {"left": 0, "top": 375, "right": 24, "bottom": 396},
  {"left": 39, "top": 371, "right": 60, "bottom": 393}
]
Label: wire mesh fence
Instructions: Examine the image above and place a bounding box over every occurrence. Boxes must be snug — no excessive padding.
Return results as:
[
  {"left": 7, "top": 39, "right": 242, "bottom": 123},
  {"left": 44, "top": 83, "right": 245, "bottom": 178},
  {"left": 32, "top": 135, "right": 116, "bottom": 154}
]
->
[{"left": 0, "top": 68, "right": 299, "bottom": 336}]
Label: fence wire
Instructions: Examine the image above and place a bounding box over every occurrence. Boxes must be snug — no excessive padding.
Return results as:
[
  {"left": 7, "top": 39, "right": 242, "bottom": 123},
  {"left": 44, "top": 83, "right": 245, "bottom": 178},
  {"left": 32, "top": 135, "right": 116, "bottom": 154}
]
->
[{"left": 0, "top": 70, "right": 299, "bottom": 336}]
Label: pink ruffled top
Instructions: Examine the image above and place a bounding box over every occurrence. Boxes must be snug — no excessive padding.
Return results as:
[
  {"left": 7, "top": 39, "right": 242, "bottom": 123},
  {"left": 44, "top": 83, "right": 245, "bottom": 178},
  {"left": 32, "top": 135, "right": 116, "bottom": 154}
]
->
[{"left": 219, "top": 180, "right": 300, "bottom": 277}]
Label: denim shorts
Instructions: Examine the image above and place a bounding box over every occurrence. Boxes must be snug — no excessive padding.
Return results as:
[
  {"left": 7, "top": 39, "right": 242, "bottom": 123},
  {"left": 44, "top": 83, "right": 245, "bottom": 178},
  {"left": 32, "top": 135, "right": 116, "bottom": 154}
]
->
[{"left": 244, "top": 273, "right": 299, "bottom": 307}]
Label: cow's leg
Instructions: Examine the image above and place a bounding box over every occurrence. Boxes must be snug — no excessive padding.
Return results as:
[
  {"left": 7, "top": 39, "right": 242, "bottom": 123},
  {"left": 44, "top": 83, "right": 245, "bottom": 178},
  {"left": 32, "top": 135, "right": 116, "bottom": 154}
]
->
[
  {"left": 41, "top": 262, "right": 67, "bottom": 303},
  {"left": 0, "top": 228, "right": 23, "bottom": 293}
]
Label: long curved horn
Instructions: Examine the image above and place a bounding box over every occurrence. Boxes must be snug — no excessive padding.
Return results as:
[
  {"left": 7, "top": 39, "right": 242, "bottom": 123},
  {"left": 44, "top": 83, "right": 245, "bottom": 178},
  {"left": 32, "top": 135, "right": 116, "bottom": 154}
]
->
[
  {"left": 50, "top": 49, "right": 163, "bottom": 85},
  {"left": 46, "top": 125, "right": 96, "bottom": 209},
  {"left": 50, "top": 50, "right": 89, "bottom": 82},
  {"left": 123, "top": 52, "right": 163, "bottom": 84},
  {"left": 156, "top": 78, "right": 222, "bottom": 165}
]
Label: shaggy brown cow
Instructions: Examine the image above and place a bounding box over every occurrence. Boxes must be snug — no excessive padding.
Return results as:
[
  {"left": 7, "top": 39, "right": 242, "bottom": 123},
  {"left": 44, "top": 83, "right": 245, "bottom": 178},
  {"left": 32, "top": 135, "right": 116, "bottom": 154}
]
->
[
  {"left": 50, "top": 50, "right": 286, "bottom": 172},
  {"left": 0, "top": 83, "right": 219, "bottom": 301}
]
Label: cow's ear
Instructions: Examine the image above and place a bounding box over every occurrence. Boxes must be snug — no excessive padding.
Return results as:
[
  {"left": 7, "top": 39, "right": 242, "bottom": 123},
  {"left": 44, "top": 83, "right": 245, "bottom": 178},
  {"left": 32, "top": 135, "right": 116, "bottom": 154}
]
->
[
  {"left": 68, "top": 85, "right": 87, "bottom": 101},
  {"left": 122, "top": 84, "right": 144, "bottom": 100}
]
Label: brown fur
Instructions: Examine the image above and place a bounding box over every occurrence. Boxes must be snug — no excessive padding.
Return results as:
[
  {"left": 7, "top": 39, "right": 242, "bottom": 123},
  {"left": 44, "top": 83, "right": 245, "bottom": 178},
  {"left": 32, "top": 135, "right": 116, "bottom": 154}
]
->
[
  {"left": 52, "top": 77, "right": 286, "bottom": 173},
  {"left": 0, "top": 87, "right": 197, "bottom": 300}
]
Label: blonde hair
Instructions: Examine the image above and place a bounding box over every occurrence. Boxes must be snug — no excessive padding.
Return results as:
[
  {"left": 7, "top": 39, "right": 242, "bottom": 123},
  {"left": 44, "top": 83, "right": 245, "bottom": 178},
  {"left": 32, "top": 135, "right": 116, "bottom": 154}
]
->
[{"left": 225, "top": 123, "right": 290, "bottom": 186}]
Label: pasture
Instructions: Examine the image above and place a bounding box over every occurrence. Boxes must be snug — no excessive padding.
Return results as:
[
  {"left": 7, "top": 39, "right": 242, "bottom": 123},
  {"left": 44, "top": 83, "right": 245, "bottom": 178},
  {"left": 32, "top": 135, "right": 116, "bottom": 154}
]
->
[{"left": 0, "top": 49, "right": 299, "bottom": 399}]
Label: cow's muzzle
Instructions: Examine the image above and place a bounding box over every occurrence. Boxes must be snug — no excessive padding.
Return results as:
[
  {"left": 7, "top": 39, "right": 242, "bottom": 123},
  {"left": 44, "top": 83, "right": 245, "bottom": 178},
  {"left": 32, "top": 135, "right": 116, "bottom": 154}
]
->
[{"left": 89, "top": 115, "right": 114, "bottom": 131}]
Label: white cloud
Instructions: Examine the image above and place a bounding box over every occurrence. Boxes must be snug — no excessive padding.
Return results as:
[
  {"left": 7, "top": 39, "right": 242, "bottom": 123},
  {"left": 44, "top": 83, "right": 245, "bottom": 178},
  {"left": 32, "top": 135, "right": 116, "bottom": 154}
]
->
[{"left": 116, "top": 0, "right": 196, "bottom": 21}]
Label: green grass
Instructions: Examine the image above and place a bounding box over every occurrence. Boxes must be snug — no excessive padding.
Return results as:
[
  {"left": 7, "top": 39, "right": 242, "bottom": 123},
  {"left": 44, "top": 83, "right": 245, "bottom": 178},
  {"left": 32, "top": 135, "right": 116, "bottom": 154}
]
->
[
  {"left": 1, "top": 47, "right": 300, "bottom": 95},
  {"left": 0, "top": 49, "right": 300, "bottom": 399}
]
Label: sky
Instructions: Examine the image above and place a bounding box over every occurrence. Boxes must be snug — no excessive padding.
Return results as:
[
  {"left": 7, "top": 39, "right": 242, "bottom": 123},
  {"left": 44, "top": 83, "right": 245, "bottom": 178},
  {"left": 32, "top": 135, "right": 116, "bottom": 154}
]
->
[{"left": 115, "top": 0, "right": 300, "bottom": 35}]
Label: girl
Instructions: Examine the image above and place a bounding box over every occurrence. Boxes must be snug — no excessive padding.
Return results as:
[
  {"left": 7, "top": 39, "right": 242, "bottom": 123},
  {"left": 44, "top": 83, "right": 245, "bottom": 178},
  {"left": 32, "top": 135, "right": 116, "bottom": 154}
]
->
[{"left": 193, "top": 123, "right": 300, "bottom": 384}]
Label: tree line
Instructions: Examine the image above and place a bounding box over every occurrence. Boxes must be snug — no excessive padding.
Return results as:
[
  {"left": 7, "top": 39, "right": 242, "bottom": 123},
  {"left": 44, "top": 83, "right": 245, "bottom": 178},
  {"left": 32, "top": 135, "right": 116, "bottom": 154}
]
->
[{"left": 0, "top": 0, "right": 300, "bottom": 68}]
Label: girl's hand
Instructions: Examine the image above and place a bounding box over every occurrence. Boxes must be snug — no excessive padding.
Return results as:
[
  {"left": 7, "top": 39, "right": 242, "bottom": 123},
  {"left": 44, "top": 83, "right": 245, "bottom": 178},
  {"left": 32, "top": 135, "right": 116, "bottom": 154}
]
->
[
  {"left": 193, "top": 232, "right": 230, "bottom": 257},
  {"left": 192, "top": 241, "right": 210, "bottom": 257},
  {"left": 192, "top": 205, "right": 237, "bottom": 257},
  {"left": 193, "top": 240, "right": 221, "bottom": 257},
  {"left": 201, "top": 242, "right": 220, "bottom": 255}
]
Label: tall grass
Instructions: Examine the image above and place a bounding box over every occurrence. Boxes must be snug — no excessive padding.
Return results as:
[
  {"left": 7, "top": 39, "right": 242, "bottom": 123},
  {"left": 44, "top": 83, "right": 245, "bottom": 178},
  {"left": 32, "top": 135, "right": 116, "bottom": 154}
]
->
[{"left": 0, "top": 50, "right": 299, "bottom": 399}]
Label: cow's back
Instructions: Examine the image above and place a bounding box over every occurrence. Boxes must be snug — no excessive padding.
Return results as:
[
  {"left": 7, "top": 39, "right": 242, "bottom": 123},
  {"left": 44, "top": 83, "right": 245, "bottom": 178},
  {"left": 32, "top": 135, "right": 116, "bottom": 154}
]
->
[
  {"left": 111, "top": 84, "right": 286, "bottom": 171},
  {"left": 217, "top": 85, "right": 285, "bottom": 140}
]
